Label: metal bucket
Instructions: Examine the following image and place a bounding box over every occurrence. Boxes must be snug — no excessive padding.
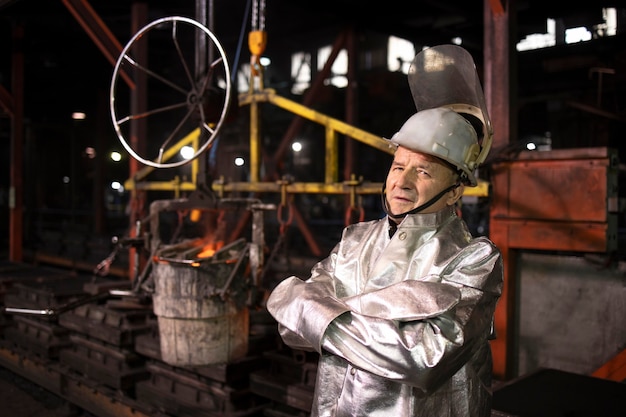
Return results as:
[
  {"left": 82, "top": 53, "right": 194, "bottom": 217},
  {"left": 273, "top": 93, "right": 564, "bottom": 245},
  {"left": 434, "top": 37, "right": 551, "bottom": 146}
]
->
[{"left": 152, "top": 239, "right": 250, "bottom": 366}]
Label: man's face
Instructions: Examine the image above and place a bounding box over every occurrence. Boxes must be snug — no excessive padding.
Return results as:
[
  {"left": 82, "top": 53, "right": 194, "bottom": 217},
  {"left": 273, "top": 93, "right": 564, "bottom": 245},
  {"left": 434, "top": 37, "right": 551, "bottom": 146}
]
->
[{"left": 385, "top": 146, "right": 462, "bottom": 215}]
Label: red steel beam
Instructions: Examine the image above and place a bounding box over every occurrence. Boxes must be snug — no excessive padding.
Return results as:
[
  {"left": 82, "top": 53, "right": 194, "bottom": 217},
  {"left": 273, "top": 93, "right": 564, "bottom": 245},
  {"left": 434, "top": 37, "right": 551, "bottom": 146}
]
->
[
  {"left": 484, "top": 0, "right": 515, "bottom": 380},
  {"left": 61, "top": 0, "right": 135, "bottom": 89},
  {"left": 9, "top": 24, "right": 24, "bottom": 262}
]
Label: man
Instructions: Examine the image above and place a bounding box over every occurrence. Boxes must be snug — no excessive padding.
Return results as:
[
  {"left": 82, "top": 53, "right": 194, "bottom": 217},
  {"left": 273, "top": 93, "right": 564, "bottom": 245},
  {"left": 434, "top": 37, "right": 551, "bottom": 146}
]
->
[{"left": 266, "top": 106, "right": 503, "bottom": 417}]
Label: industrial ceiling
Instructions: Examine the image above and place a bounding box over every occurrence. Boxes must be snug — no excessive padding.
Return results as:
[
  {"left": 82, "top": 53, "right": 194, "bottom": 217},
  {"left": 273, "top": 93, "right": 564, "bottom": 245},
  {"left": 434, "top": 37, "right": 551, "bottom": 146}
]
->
[
  {"left": 0, "top": 0, "right": 625, "bottom": 183},
  {"left": 1, "top": 1, "right": 623, "bottom": 116}
]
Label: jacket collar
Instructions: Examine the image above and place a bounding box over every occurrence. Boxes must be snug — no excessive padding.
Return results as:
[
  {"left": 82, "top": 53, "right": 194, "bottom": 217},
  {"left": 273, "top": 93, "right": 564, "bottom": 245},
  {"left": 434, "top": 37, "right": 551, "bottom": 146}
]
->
[{"left": 395, "top": 205, "right": 457, "bottom": 228}]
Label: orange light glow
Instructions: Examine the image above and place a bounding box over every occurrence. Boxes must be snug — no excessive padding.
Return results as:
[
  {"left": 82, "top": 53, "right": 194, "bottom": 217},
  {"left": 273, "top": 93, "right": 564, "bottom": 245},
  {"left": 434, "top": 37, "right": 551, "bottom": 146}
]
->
[
  {"left": 196, "top": 240, "right": 224, "bottom": 259},
  {"left": 197, "top": 247, "right": 216, "bottom": 258}
]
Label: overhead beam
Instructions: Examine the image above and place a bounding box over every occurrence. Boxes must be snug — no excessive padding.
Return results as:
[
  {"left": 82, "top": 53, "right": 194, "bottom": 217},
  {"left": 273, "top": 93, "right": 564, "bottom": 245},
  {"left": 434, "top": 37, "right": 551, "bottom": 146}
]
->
[{"left": 61, "top": 0, "right": 135, "bottom": 89}]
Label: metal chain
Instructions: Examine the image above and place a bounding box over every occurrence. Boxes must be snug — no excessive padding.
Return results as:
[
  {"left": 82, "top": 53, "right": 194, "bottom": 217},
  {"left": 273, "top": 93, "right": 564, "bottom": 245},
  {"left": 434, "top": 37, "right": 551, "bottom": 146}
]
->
[
  {"left": 251, "top": 0, "right": 258, "bottom": 31},
  {"left": 251, "top": 0, "right": 266, "bottom": 31}
]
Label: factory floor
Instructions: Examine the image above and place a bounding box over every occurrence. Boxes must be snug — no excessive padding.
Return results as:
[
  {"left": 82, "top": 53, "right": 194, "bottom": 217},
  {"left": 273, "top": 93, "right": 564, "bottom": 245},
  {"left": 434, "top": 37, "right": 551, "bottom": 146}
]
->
[
  {"left": 3, "top": 362, "right": 625, "bottom": 417},
  {"left": 0, "top": 366, "right": 93, "bottom": 417},
  {"left": 1, "top": 256, "right": 625, "bottom": 417}
]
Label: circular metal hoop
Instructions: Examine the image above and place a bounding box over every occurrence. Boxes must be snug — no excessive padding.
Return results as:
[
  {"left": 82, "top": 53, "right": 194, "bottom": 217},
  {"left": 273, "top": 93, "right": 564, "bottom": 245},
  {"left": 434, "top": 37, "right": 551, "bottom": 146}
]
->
[{"left": 110, "top": 16, "right": 232, "bottom": 169}]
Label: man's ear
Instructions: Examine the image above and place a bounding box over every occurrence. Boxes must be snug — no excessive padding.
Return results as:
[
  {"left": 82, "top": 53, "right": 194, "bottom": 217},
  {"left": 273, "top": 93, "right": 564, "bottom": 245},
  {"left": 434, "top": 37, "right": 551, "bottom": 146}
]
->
[{"left": 447, "top": 183, "right": 465, "bottom": 206}]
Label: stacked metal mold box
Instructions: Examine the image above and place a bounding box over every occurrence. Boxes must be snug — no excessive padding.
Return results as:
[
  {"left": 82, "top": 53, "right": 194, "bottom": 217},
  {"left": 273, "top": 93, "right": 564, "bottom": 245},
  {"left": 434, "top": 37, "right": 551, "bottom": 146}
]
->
[{"left": 0, "top": 262, "right": 281, "bottom": 417}]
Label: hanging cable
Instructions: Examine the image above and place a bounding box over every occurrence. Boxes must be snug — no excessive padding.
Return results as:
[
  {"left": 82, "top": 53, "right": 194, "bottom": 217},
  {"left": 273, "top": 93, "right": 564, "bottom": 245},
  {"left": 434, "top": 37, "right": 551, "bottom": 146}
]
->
[{"left": 231, "top": 0, "right": 253, "bottom": 84}]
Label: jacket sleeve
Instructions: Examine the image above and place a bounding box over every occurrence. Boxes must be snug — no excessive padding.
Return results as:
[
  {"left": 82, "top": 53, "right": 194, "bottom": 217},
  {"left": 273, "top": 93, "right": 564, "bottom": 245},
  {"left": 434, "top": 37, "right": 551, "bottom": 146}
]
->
[
  {"left": 266, "top": 245, "right": 350, "bottom": 352},
  {"left": 266, "top": 276, "right": 350, "bottom": 352},
  {"left": 266, "top": 230, "right": 503, "bottom": 392},
  {"left": 321, "top": 240, "right": 503, "bottom": 391}
]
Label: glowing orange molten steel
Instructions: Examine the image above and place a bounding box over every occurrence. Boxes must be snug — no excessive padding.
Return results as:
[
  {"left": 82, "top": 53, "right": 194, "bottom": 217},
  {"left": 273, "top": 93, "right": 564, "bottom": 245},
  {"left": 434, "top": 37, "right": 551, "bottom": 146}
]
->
[
  {"left": 196, "top": 240, "right": 224, "bottom": 259},
  {"left": 197, "top": 247, "right": 215, "bottom": 258},
  {"left": 190, "top": 241, "right": 224, "bottom": 267}
]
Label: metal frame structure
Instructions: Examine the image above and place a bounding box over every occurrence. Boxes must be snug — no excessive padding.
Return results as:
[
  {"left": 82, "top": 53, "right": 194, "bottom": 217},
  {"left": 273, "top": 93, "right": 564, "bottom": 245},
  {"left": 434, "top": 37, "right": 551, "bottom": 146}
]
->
[
  {"left": 0, "top": 0, "right": 503, "bottom": 375},
  {"left": 122, "top": 89, "right": 490, "bottom": 200},
  {"left": 6, "top": 0, "right": 623, "bottom": 385}
]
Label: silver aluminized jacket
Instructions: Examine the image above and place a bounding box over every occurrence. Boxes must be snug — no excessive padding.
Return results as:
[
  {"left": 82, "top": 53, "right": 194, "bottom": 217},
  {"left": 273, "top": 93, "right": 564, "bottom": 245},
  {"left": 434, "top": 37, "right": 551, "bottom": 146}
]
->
[{"left": 266, "top": 206, "right": 503, "bottom": 417}]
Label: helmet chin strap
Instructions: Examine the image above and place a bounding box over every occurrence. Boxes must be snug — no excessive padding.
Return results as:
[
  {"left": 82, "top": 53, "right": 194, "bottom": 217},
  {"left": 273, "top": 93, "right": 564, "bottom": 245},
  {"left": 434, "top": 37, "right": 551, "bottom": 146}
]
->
[{"left": 381, "top": 182, "right": 461, "bottom": 220}]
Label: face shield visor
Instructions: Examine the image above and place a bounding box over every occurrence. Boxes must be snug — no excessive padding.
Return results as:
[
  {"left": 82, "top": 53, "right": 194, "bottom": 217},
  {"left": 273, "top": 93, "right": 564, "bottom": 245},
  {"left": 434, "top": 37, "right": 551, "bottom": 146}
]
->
[{"left": 407, "top": 45, "right": 493, "bottom": 168}]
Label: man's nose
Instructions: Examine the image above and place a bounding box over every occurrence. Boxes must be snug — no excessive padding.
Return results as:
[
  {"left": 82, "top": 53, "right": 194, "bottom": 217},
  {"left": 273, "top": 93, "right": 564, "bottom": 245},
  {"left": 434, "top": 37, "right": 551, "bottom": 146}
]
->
[{"left": 396, "top": 169, "right": 415, "bottom": 188}]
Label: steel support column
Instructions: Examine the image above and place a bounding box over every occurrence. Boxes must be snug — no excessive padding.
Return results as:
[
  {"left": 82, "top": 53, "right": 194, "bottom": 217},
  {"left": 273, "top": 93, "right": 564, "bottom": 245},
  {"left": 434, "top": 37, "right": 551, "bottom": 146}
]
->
[
  {"left": 9, "top": 24, "right": 24, "bottom": 262},
  {"left": 484, "top": 0, "right": 517, "bottom": 380},
  {"left": 127, "top": 3, "right": 149, "bottom": 281}
]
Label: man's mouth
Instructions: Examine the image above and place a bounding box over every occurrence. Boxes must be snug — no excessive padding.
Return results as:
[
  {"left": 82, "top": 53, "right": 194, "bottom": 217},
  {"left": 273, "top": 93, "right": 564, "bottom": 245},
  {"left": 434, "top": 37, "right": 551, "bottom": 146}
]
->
[{"left": 392, "top": 194, "right": 413, "bottom": 203}]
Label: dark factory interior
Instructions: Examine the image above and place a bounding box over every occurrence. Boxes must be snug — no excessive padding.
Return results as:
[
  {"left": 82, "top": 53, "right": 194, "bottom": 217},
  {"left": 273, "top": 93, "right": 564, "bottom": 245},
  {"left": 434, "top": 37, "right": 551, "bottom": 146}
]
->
[{"left": 1, "top": 1, "right": 625, "bottom": 416}]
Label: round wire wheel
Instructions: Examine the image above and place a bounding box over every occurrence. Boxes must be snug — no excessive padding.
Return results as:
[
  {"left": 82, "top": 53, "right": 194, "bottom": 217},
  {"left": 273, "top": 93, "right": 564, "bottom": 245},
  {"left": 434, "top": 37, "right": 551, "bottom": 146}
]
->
[{"left": 110, "top": 16, "right": 232, "bottom": 169}]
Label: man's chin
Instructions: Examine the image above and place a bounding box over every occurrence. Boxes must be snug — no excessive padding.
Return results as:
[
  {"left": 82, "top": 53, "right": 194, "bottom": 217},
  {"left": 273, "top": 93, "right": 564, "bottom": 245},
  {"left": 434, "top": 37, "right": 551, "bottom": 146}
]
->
[{"left": 388, "top": 204, "right": 413, "bottom": 216}]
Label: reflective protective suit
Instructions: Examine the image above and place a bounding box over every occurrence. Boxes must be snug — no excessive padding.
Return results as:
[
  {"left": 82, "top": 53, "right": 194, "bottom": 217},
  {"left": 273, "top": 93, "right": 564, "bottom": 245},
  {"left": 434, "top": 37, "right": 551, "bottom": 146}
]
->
[{"left": 266, "top": 205, "right": 503, "bottom": 417}]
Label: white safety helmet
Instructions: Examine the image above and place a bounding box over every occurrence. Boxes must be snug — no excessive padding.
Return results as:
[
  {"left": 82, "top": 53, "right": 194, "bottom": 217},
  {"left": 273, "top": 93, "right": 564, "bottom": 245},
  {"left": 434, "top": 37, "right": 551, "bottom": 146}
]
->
[{"left": 389, "top": 107, "right": 482, "bottom": 186}]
